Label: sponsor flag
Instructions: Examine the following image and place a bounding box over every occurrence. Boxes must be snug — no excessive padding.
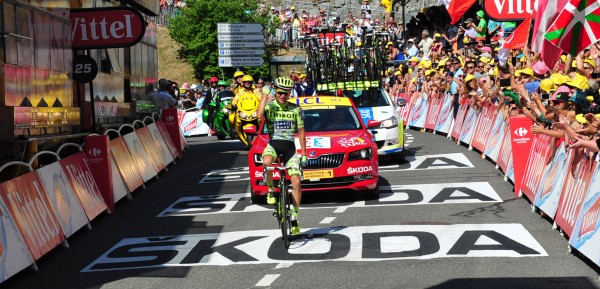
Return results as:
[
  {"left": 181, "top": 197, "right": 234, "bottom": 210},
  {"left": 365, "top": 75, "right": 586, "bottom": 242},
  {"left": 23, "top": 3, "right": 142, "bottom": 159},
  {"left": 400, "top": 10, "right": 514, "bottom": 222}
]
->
[
  {"left": 447, "top": 0, "right": 476, "bottom": 24},
  {"left": 545, "top": 0, "right": 600, "bottom": 56},
  {"left": 503, "top": 17, "right": 532, "bottom": 50},
  {"left": 532, "top": 0, "right": 569, "bottom": 68}
]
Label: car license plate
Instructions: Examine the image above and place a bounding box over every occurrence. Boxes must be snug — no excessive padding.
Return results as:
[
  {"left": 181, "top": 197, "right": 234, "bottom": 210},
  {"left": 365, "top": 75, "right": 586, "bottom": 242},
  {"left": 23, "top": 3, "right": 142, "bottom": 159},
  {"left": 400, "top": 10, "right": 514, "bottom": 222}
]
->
[{"left": 303, "top": 170, "right": 334, "bottom": 179}]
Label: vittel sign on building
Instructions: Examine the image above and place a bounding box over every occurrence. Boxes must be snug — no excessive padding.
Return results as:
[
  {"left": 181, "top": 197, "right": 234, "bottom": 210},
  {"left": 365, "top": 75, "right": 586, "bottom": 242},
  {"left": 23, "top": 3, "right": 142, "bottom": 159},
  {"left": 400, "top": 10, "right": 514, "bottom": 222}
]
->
[{"left": 71, "top": 7, "right": 146, "bottom": 49}]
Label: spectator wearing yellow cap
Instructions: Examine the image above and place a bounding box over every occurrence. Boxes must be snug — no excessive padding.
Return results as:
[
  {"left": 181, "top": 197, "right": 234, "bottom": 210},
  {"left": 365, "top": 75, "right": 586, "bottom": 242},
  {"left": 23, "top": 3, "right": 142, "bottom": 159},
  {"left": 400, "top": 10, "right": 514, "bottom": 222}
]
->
[
  {"left": 575, "top": 49, "right": 597, "bottom": 79},
  {"left": 386, "top": 41, "right": 402, "bottom": 63}
]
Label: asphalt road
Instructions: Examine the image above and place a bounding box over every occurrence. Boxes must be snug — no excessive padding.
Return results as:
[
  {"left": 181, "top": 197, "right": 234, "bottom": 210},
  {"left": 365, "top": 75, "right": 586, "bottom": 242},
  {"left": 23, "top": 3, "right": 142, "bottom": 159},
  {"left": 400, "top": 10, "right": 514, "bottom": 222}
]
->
[{"left": 2, "top": 129, "right": 600, "bottom": 289}]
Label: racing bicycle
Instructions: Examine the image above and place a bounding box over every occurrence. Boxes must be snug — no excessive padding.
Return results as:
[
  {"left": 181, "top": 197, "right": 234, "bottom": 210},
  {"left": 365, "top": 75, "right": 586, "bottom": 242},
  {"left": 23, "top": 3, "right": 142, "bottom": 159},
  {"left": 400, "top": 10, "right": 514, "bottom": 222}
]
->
[{"left": 263, "top": 157, "right": 303, "bottom": 249}]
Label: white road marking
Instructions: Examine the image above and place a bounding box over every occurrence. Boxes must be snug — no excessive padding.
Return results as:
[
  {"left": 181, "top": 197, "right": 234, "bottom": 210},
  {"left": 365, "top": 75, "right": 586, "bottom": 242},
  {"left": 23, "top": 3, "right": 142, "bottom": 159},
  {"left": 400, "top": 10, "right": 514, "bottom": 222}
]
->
[
  {"left": 256, "top": 274, "right": 280, "bottom": 287},
  {"left": 334, "top": 207, "right": 348, "bottom": 213},
  {"left": 320, "top": 217, "right": 336, "bottom": 224},
  {"left": 274, "top": 262, "right": 294, "bottom": 269}
]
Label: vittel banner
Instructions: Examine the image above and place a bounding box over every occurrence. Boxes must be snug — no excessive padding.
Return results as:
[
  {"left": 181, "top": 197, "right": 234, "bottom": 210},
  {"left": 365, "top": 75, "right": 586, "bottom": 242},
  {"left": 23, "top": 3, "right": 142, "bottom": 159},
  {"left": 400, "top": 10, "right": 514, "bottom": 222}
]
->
[
  {"left": 71, "top": 7, "right": 146, "bottom": 49},
  {"left": 483, "top": 0, "right": 538, "bottom": 21}
]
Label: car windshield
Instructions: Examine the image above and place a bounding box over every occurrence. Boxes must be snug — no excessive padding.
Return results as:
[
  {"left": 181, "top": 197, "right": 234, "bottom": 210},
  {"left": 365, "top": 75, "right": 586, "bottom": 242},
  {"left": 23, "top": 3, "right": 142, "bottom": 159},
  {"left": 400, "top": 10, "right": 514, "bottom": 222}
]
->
[
  {"left": 345, "top": 88, "right": 389, "bottom": 108},
  {"left": 261, "top": 106, "right": 362, "bottom": 134}
]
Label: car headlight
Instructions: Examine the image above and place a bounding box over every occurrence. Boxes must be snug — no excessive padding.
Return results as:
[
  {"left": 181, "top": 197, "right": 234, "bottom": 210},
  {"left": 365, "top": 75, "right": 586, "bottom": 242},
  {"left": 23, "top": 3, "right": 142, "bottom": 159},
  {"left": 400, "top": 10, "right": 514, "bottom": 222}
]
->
[
  {"left": 348, "top": 148, "right": 372, "bottom": 161},
  {"left": 239, "top": 111, "right": 247, "bottom": 118},
  {"left": 380, "top": 116, "right": 398, "bottom": 128},
  {"left": 251, "top": 111, "right": 257, "bottom": 118}
]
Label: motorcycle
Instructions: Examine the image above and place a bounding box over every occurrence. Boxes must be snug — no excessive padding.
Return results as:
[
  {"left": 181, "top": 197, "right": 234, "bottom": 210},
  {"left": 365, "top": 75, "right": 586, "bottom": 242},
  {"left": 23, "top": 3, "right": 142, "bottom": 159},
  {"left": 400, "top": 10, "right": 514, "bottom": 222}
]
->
[
  {"left": 229, "top": 92, "right": 260, "bottom": 149},
  {"left": 202, "top": 90, "right": 236, "bottom": 140}
]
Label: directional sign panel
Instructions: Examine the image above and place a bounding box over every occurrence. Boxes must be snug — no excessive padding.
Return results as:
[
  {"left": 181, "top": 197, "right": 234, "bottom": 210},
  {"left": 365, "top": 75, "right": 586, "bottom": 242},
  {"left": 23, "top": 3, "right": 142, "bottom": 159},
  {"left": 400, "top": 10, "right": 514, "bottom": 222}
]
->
[
  {"left": 219, "top": 57, "right": 265, "bottom": 67},
  {"left": 218, "top": 42, "right": 265, "bottom": 49},
  {"left": 217, "top": 23, "right": 264, "bottom": 34},
  {"left": 218, "top": 34, "right": 264, "bottom": 42},
  {"left": 219, "top": 49, "right": 265, "bottom": 56}
]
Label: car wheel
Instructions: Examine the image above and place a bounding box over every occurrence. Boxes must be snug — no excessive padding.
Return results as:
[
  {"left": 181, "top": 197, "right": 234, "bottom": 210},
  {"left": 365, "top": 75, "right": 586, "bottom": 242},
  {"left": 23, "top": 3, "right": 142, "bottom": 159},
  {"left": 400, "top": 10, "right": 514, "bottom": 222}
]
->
[
  {"left": 364, "top": 186, "right": 380, "bottom": 200},
  {"left": 251, "top": 193, "right": 266, "bottom": 204}
]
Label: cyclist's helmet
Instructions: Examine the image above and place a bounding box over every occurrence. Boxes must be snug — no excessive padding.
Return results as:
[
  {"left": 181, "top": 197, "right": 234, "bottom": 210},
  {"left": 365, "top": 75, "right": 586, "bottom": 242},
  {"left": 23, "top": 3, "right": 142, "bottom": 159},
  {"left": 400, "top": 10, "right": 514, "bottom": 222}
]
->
[
  {"left": 275, "top": 76, "right": 294, "bottom": 93},
  {"left": 242, "top": 75, "right": 254, "bottom": 82},
  {"left": 217, "top": 80, "right": 228, "bottom": 86},
  {"left": 233, "top": 71, "right": 245, "bottom": 79},
  {"left": 209, "top": 76, "right": 219, "bottom": 83}
]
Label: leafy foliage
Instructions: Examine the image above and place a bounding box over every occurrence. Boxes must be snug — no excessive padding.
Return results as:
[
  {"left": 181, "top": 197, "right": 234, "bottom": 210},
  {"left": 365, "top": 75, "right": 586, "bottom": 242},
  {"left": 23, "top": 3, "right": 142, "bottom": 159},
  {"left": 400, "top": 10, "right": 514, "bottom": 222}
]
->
[{"left": 168, "top": 0, "right": 273, "bottom": 82}]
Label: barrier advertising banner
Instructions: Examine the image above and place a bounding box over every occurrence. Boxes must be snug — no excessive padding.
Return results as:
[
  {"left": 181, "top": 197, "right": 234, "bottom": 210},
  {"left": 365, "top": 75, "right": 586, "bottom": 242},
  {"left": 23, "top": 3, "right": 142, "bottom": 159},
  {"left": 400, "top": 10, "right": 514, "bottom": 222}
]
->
[
  {"left": 535, "top": 142, "right": 570, "bottom": 219},
  {"left": 35, "top": 162, "right": 89, "bottom": 238},
  {"left": 60, "top": 152, "right": 108, "bottom": 221},
  {"left": 459, "top": 106, "right": 479, "bottom": 145},
  {"left": 497, "top": 124, "right": 512, "bottom": 174},
  {"left": 451, "top": 102, "right": 468, "bottom": 140},
  {"left": 569, "top": 162, "right": 600, "bottom": 267},
  {"left": 147, "top": 122, "right": 176, "bottom": 165},
  {"left": 0, "top": 198, "right": 34, "bottom": 282},
  {"left": 155, "top": 120, "right": 180, "bottom": 159},
  {"left": 179, "top": 110, "right": 210, "bottom": 137},
  {"left": 555, "top": 150, "right": 596, "bottom": 237},
  {"left": 0, "top": 172, "right": 64, "bottom": 260},
  {"left": 136, "top": 126, "right": 166, "bottom": 172},
  {"left": 122, "top": 132, "right": 158, "bottom": 182},
  {"left": 425, "top": 95, "right": 443, "bottom": 130},
  {"left": 508, "top": 116, "right": 534, "bottom": 196},
  {"left": 471, "top": 104, "right": 498, "bottom": 153},
  {"left": 434, "top": 93, "right": 454, "bottom": 134},
  {"left": 110, "top": 155, "right": 130, "bottom": 202},
  {"left": 484, "top": 113, "right": 507, "bottom": 163},
  {"left": 110, "top": 137, "right": 144, "bottom": 192},
  {"left": 520, "top": 134, "right": 554, "bottom": 201},
  {"left": 162, "top": 108, "right": 183, "bottom": 157},
  {"left": 408, "top": 94, "right": 429, "bottom": 128},
  {"left": 396, "top": 93, "right": 412, "bottom": 124},
  {"left": 84, "top": 135, "right": 114, "bottom": 212}
]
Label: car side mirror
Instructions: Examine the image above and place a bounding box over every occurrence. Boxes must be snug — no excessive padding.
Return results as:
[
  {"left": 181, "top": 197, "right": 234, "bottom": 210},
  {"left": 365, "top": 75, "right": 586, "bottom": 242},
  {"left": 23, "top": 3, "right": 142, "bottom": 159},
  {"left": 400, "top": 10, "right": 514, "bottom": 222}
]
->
[
  {"left": 396, "top": 98, "right": 407, "bottom": 107},
  {"left": 367, "top": 120, "right": 381, "bottom": 128}
]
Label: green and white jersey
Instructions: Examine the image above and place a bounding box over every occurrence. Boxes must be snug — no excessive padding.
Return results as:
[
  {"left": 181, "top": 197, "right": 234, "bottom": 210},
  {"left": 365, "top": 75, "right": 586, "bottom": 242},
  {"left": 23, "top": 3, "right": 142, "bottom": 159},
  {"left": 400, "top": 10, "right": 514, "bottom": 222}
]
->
[{"left": 264, "top": 101, "right": 304, "bottom": 141}]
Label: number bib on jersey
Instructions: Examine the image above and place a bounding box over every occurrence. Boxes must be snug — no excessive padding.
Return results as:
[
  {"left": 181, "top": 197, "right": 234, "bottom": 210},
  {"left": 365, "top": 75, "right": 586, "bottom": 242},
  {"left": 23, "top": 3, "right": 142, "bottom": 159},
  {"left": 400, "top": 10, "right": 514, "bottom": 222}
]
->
[{"left": 274, "top": 121, "right": 292, "bottom": 130}]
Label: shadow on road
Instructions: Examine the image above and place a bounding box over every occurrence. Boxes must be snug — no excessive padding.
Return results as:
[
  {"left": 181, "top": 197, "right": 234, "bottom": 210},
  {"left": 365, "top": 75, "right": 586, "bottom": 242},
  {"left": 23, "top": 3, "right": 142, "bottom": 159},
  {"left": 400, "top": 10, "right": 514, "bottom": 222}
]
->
[{"left": 427, "top": 277, "right": 599, "bottom": 289}]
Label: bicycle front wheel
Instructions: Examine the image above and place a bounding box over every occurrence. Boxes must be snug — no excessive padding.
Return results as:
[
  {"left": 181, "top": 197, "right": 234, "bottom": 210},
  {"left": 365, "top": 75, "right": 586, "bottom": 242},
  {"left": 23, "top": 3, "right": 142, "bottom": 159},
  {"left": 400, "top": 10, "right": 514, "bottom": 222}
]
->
[{"left": 280, "top": 185, "right": 290, "bottom": 249}]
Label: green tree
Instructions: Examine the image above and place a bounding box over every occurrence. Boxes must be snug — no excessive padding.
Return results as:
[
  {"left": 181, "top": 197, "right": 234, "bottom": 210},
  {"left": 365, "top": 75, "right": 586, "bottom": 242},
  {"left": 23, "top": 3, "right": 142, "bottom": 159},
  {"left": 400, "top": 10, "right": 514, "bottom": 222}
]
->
[{"left": 168, "top": 0, "right": 273, "bottom": 82}]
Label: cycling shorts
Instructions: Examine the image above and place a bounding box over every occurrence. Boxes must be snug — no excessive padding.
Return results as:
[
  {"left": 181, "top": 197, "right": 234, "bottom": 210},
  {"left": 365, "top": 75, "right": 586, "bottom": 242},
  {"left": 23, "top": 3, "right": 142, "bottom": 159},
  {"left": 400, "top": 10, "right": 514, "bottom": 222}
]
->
[{"left": 262, "top": 140, "right": 300, "bottom": 176}]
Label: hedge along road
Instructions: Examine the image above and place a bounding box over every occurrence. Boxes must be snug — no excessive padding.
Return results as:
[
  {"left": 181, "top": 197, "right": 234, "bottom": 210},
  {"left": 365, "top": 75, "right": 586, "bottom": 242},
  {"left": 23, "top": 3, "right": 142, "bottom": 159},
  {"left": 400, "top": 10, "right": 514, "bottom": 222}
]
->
[{"left": 2, "top": 131, "right": 600, "bottom": 289}]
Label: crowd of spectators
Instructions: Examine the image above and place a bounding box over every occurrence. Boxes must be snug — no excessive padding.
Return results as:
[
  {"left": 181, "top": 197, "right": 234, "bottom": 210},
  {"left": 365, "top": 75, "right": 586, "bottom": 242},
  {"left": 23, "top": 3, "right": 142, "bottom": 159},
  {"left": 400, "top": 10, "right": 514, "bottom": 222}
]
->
[{"left": 158, "top": 0, "right": 186, "bottom": 26}]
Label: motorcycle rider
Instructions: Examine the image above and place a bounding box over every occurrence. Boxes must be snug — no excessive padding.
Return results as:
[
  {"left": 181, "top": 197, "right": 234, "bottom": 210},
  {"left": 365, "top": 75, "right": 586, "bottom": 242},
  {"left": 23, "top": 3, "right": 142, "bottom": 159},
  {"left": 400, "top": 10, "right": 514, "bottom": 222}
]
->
[
  {"left": 257, "top": 76, "right": 307, "bottom": 235},
  {"left": 232, "top": 75, "right": 263, "bottom": 107},
  {"left": 233, "top": 71, "right": 246, "bottom": 96}
]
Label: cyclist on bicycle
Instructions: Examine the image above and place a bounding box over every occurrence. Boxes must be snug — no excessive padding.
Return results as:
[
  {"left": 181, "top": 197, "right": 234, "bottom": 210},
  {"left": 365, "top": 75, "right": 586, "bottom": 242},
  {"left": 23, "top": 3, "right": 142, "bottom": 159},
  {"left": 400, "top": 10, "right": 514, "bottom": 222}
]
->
[{"left": 257, "top": 76, "right": 307, "bottom": 235}]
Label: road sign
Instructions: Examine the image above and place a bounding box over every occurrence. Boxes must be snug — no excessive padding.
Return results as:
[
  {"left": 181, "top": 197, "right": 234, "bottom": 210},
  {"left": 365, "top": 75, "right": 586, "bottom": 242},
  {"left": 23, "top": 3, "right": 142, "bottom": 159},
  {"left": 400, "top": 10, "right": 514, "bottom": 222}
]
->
[
  {"left": 219, "top": 49, "right": 265, "bottom": 56},
  {"left": 217, "top": 23, "right": 264, "bottom": 34},
  {"left": 218, "top": 34, "right": 264, "bottom": 42},
  {"left": 218, "top": 42, "right": 265, "bottom": 49},
  {"left": 218, "top": 57, "right": 265, "bottom": 67}
]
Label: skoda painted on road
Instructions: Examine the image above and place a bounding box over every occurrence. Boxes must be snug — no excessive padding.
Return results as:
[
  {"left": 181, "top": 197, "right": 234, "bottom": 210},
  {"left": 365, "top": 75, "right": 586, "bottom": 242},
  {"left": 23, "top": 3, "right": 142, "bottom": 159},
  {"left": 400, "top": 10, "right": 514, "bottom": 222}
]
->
[{"left": 249, "top": 96, "right": 379, "bottom": 203}]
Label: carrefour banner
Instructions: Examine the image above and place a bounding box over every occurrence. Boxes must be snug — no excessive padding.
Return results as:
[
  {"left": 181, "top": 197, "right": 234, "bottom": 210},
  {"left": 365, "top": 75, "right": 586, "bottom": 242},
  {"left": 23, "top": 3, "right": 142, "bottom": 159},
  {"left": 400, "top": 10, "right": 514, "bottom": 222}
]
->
[
  {"left": 0, "top": 197, "right": 34, "bottom": 282},
  {"left": 534, "top": 143, "right": 571, "bottom": 219},
  {"left": 497, "top": 124, "right": 512, "bottom": 174},
  {"left": 570, "top": 162, "right": 600, "bottom": 267},
  {"left": 434, "top": 93, "right": 454, "bottom": 134},
  {"left": 179, "top": 109, "right": 210, "bottom": 137},
  {"left": 408, "top": 94, "right": 429, "bottom": 128},
  {"left": 471, "top": 104, "right": 498, "bottom": 153},
  {"left": 484, "top": 112, "right": 507, "bottom": 163},
  {"left": 451, "top": 102, "right": 468, "bottom": 141},
  {"left": 508, "top": 116, "right": 534, "bottom": 196},
  {"left": 395, "top": 93, "right": 412, "bottom": 124}
]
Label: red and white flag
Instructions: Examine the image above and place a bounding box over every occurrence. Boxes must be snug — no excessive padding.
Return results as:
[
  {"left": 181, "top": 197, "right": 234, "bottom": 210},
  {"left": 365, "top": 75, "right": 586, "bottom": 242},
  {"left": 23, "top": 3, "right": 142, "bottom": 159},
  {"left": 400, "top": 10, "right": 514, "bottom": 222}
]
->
[
  {"left": 502, "top": 17, "right": 532, "bottom": 50},
  {"left": 532, "top": 0, "right": 568, "bottom": 68},
  {"left": 447, "top": 0, "right": 476, "bottom": 24},
  {"left": 545, "top": 0, "right": 600, "bottom": 56}
]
